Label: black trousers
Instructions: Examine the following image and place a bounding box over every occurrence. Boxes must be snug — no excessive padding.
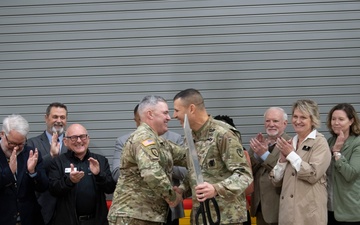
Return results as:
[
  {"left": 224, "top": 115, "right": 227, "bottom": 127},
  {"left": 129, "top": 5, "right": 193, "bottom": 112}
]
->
[{"left": 165, "top": 210, "right": 179, "bottom": 225}]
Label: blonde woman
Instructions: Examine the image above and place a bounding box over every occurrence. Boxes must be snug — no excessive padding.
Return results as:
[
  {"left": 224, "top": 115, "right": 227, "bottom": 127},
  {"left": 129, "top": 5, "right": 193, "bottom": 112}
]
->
[{"left": 270, "top": 99, "right": 331, "bottom": 225}]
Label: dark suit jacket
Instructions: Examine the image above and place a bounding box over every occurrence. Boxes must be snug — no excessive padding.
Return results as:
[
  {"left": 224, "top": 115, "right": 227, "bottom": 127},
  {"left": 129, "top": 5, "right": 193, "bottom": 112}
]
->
[
  {"left": 0, "top": 144, "right": 48, "bottom": 225},
  {"left": 27, "top": 131, "right": 68, "bottom": 225},
  {"left": 248, "top": 133, "right": 290, "bottom": 223}
]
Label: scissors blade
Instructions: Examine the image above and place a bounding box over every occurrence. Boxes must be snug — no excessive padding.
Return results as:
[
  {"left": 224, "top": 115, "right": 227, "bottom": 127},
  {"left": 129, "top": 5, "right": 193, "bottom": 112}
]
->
[{"left": 183, "top": 114, "right": 203, "bottom": 185}]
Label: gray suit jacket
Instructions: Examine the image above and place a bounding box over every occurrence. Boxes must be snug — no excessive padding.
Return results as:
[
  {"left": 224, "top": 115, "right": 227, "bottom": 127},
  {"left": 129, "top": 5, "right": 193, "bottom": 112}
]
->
[
  {"left": 248, "top": 133, "right": 290, "bottom": 223},
  {"left": 162, "top": 131, "right": 187, "bottom": 221},
  {"left": 27, "top": 131, "right": 68, "bottom": 225}
]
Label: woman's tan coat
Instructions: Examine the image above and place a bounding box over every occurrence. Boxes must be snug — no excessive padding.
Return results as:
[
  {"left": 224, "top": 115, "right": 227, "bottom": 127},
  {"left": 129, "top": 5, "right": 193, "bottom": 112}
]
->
[{"left": 271, "top": 131, "right": 331, "bottom": 225}]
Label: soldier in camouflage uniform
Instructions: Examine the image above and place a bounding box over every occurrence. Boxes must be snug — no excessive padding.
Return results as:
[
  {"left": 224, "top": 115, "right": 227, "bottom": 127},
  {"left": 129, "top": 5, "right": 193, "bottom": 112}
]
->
[
  {"left": 108, "top": 95, "right": 187, "bottom": 225},
  {"left": 173, "top": 88, "right": 253, "bottom": 225}
]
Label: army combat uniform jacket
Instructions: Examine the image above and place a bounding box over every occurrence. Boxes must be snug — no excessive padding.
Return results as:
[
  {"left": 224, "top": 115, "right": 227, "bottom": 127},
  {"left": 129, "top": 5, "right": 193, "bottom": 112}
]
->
[
  {"left": 108, "top": 123, "right": 187, "bottom": 224},
  {"left": 180, "top": 117, "right": 253, "bottom": 224}
]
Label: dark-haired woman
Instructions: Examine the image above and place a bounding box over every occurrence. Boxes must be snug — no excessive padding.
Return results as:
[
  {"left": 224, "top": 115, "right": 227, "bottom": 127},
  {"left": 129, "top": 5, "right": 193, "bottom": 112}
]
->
[{"left": 326, "top": 103, "right": 360, "bottom": 225}]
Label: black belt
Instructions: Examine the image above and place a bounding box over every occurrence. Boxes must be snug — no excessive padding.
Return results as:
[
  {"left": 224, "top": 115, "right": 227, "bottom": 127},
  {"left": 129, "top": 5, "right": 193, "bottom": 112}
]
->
[{"left": 78, "top": 214, "right": 95, "bottom": 221}]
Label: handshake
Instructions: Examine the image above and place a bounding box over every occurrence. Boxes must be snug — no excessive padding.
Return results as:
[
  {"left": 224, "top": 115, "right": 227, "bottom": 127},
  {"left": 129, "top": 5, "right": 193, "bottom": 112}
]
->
[{"left": 165, "top": 186, "right": 184, "bottom": 208}]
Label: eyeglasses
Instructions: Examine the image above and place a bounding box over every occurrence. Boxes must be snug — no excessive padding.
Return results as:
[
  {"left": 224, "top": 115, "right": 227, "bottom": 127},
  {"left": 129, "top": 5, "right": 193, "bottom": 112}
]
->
[
  {"left": 65, "top": 134, "right": 89, "bottom": 142},
  {"left": 4, "top": 134, "right": 27, "bottom": 148}
]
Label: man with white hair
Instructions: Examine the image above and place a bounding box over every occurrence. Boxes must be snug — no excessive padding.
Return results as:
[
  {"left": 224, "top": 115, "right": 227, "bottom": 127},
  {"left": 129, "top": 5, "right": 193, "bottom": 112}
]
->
[
  {"left": 248, "top": 107, "right": 290, "bottom": 225},
  {"left": 0, "top": 114, "right": 48, "bottom": 225}
]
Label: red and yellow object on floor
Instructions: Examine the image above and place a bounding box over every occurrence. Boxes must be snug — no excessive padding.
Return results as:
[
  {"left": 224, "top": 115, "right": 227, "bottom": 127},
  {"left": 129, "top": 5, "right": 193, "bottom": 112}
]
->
[
  {"left": 179, "top": 198, "right": 192, "bottom": 225},
  {"left": 179, "top": 198, "right": 257, "bottom": 225}
]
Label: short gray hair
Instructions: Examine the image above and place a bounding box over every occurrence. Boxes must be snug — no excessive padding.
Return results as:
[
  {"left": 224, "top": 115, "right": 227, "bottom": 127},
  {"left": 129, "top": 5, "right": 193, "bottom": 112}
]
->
[
  {"left": 2, "top": 114, "right": 30, "bottom": 136},
  {"left": 138, "top": 95, "right": 167, "bottom": 118}
]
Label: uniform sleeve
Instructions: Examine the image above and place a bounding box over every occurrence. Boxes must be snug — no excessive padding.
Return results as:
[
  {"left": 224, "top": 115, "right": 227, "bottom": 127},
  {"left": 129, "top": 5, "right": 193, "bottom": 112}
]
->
[
  {"left": 134, "top": 140, "right": 178, "bottom": 202},
  {"left": 168, "top": 140, "right": 187, "bottom": 168},
  {"left": 213, "top": 131, "right": 253, "bottom": 199},
  {"left": 297, "top": 136, "right": 331, "bottom": 184},
  {"left": 178, "top": 171, "right": 192, "bottom": 198},
  {"left": 244, "top": 151, "right": 254, "bottom": 195}
]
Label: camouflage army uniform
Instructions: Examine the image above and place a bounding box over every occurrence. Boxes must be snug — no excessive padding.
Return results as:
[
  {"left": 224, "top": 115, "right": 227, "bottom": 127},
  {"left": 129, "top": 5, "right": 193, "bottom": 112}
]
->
[
  {"left": 108, "top": 123, "right": 187, "bottom": 225},
  {"left": 180, "top": 117, "right": 253, "bottom": 225}
]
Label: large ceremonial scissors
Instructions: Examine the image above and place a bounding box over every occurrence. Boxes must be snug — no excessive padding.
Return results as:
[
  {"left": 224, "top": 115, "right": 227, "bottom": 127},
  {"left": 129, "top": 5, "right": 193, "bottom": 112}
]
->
[{"left": 183, "top": 114, "right": 220, "bottom": 225}]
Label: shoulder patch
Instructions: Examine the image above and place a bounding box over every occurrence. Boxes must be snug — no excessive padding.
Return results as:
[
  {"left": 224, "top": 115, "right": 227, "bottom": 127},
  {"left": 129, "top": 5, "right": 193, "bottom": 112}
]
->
[
  {"left": 237, "top": 148, "right": 244, "bottom": 157},
  {"left": 151, "top": 148, "right": 159, "bottom": 157},
  {"left": 142, "top": 139, "right": 155, "bottom": 147},
  {"left": 142, "top": 146, "right": 160, "bottom": 161}
]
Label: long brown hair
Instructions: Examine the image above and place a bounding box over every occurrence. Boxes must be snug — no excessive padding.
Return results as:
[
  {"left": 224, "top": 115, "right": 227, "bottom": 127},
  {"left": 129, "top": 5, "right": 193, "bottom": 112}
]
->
[{"left": 326, "top": 103, "right": 360, "bottom": 137}]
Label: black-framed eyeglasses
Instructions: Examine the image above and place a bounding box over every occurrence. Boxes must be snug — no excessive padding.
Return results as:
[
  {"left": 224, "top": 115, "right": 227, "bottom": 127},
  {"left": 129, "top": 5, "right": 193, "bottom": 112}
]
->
[
  {"left": 4, "top": 134, "right": 27, "bottom": 148},
  {"left": 65, "top": 134, "right": 89, "bottom": 142}
]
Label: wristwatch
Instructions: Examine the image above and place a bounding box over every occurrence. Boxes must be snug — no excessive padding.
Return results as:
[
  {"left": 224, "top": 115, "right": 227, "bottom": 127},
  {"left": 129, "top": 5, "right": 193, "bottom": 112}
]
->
[{"left": 333, "top": 152, "right": 341, "bottom": 158}]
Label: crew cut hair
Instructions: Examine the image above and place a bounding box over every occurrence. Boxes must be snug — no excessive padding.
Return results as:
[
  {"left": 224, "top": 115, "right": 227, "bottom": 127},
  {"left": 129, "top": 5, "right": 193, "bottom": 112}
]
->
[{"left": 173, "top": 88, "right": 204, "bottom": 108}]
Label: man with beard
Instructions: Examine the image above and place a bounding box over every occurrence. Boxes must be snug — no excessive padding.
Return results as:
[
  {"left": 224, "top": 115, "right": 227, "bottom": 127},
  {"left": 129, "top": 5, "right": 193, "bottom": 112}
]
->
[
  {"left": 248, "top": 107, "right": 290, "bottom": 225},
  {"left": 27, "top": 102, "right": 68, "bottom": 225}
]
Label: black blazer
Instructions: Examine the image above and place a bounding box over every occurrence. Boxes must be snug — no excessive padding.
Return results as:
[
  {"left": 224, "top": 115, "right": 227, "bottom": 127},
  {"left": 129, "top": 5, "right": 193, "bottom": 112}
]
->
[
  {"left": 0, "top": 144, "right": 48, "bottom": 225},
  {"left": 27, "top": 131, "right": 68, "bottom": 225}
]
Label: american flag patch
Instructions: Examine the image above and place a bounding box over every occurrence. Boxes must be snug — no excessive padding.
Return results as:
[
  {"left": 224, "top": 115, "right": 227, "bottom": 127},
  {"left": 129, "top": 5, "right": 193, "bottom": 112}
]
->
[{"left": 142, "top": 139, "right": 155, "bottom": 147}]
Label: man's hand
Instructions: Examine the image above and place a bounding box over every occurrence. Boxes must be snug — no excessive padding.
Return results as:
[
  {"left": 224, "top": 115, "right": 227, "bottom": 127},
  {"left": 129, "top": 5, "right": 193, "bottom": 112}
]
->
[
  {"left": 50, "top": 132, "right": 60, "bottom": 158},
  {"left": 167, "top": 191, "right": 183, "bottom": 208},
  {"left": 250, "top": 133, "right": 268, "bottom": 157},
  {"left": 9, "top": 148, "right": 17, "bottom": 175},
  {"left": 88, "top": 157, "right": 100, "bottom": 175},
  {"left": 69, "top": 163, "right": 84, "bottom": 183},
  {"left": 173, "top": 186, "right": 184, "bottom": 195},
  {"left": 27, "top": 149, "right": 38, "bottom": 174},
  {"left": 195, "top": 182, "right": 217, "bottom": 202}
]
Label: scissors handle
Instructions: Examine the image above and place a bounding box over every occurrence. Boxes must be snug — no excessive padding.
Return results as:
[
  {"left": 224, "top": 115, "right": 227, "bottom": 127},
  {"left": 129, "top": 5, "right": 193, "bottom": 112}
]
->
[
  {"left": 195, "top": 198, "right": 220, "bottom": 225},
  {"left": 195, "top": 202, "right": 207, "bottom": 225}
]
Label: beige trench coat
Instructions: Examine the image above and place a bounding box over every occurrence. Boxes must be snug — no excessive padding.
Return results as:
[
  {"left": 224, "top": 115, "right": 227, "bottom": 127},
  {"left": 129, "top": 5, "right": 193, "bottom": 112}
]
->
[{"left": 271, "top": 131, "right": 331, "bottom": 225}]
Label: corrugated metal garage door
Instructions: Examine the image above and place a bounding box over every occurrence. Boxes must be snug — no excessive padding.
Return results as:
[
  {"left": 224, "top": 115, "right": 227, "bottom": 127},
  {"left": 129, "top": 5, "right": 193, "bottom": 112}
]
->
[{"left": 0, "top": 0, "right": 359, "bottom": 169}]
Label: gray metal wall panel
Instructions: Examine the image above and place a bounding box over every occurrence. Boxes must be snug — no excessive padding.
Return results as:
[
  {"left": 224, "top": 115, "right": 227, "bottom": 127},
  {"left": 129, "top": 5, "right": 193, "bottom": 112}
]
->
[{"left": 0, "top": 0, "right": 359, "bottom": 165}]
